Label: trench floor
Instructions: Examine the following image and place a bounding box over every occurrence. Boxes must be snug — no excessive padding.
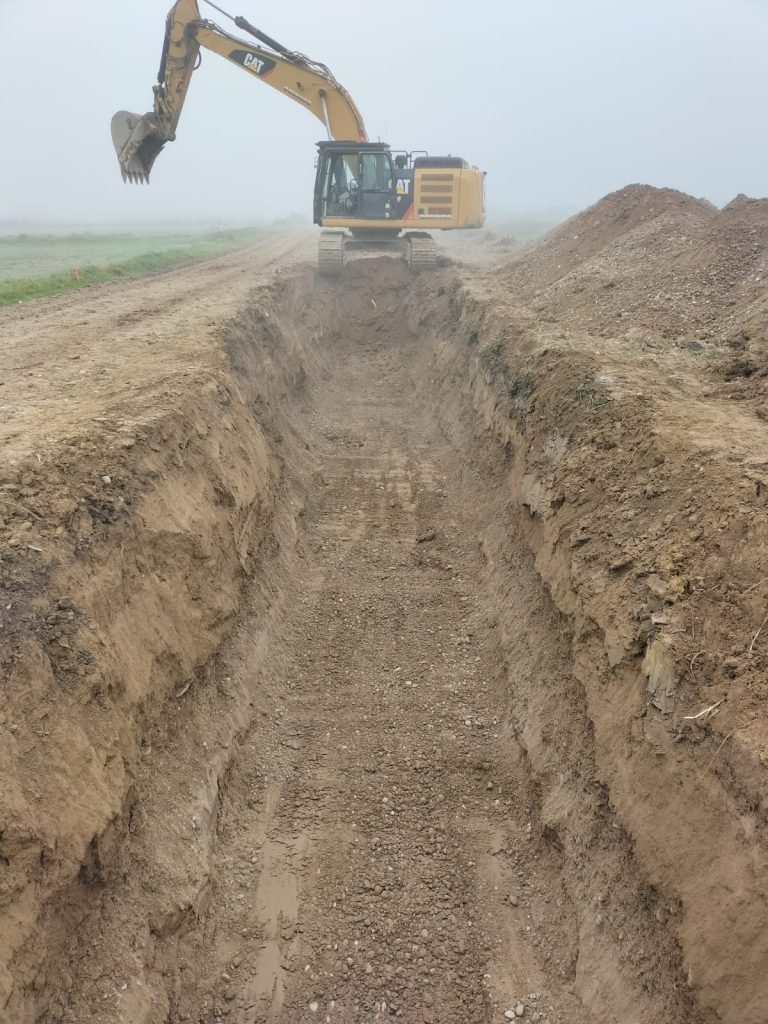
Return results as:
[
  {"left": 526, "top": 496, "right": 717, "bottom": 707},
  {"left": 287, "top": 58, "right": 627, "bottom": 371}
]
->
[{"left": 173, "top": 318, "right": 582, "bottom": 1024}]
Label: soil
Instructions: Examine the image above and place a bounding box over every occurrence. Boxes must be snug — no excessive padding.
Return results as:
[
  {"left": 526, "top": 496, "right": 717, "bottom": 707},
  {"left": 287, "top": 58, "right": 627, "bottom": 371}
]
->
[
  {"left": 497, "top": 185, "right": 768, "bottom": 355},
  {"left": 1, "top": 195, "right": 767, "bottom": 1024}
]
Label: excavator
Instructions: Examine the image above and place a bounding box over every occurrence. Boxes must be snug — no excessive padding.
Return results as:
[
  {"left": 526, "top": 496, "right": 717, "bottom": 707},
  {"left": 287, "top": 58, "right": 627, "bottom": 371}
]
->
[{"left": 111, "top": 0, "right": 486, "bottom": 274}]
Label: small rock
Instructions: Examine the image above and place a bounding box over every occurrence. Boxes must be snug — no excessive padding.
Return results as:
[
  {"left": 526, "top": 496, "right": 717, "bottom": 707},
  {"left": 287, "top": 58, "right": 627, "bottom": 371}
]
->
[
  {"left": 508, "top": 894, "right": 519, "bottom": 907},
  {"left": 610, "top": 557, "right": 633, "bottom": 572},
  {"left": 504, "top": 1012, "right": 517, "bottom": 1021},
  {"left": 646, "top": 573, "right": 670, "bottom": 601},
  {"left": 57, "top": 597, "right": 74, "bottom": 610},
  {"left": 515, "top": 1004, "right": 525, "bottom": 1018},
  {"left": 723, "top": 657, "right": 743, "bottom": 678},
  {"left": 570, "top": 530, "right": 590, "bottom": 548},
  {"left": 416, "top": 530, "right": 437, "bottom": 544},
  {"left": 102, "top": 475, "right": 112, "bottom": 485}
]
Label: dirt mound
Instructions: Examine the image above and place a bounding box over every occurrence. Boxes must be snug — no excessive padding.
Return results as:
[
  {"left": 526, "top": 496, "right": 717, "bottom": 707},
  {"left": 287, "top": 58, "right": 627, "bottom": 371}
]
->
[
  {"left": 709, "top": 197, "right": 768, "bottom": 387},
  {"left": 721, "top": 193, "right": 768, "bottom": 223},
  {"left": 498, "top": 185, "right": 768, "bottom": 351},
  {"left": 500, "top": 184, "right": 713, "bottom": 295}
]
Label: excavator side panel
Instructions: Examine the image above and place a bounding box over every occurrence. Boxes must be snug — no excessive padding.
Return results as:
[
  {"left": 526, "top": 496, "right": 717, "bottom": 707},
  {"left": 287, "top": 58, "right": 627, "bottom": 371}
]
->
[{"left": 410, "top": 167, "right": 486, "bottom": 229}]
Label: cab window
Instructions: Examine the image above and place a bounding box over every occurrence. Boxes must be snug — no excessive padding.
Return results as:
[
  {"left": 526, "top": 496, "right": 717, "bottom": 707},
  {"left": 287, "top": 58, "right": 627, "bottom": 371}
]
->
[{"left": 360, "top": 153, "right": 394, "bottom": 192}]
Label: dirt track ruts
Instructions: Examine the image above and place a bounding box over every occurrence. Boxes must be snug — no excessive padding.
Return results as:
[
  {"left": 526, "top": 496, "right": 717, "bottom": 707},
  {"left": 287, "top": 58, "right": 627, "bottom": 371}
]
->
[{"left": 0, "top": 231, "right": 313, "bottom": 464}]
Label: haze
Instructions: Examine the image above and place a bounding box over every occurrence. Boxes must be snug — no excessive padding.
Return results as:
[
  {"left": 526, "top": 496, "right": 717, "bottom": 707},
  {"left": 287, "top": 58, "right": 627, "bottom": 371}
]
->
[{"left": 1, "top": 0, "right": 766, "bottom": 226}]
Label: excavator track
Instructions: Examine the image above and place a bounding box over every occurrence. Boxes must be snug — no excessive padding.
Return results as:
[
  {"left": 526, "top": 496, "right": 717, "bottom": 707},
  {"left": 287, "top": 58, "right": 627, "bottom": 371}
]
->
[
  {"left": 405, "top": 232, "right": 438, "bottom": 271},
  {"left": 319, "top": 232, "right": 439, "bottom": 275},
  {"left": 318, "top": 231, "right": 345, "bottom": 277}
]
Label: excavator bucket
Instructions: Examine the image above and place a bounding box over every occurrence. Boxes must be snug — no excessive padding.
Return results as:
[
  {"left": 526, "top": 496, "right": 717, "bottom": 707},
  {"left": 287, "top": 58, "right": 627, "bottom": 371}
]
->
[{"left": 111, "top": 111, "right": 168, "bottom": 184}]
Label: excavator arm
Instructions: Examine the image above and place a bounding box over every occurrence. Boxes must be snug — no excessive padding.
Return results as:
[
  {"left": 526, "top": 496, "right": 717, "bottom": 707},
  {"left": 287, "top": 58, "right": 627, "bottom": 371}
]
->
[{"left": 112, "top": 0, "right": 368, "bottom": 183}]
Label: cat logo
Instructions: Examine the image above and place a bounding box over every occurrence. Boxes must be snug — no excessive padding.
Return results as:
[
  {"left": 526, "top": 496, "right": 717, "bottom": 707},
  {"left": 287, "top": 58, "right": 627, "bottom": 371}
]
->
[
  {"left": 229, "top": 49, "right": 277, "bottom": 76},
  {"left": 243, "top": 53, "right": 265, "bottom": 73}
]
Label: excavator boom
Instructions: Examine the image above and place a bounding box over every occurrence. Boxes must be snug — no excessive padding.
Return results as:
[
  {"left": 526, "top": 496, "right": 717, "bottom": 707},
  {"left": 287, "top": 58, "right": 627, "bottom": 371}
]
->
[{"left": 112, "top": 0, "right": 367, "bottom": 183}]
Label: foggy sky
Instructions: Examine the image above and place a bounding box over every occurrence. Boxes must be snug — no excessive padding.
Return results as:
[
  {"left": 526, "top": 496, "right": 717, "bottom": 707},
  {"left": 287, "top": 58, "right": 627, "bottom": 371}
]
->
[{"left": 1, "top": 0, "right": 766, "bottom": 225}]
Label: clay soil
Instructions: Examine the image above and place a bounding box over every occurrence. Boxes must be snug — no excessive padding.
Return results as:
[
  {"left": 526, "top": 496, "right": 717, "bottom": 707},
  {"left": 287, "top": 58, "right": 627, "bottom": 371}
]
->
[{"left": 1, "top": 193, "right": 768, "bottom": 1024}]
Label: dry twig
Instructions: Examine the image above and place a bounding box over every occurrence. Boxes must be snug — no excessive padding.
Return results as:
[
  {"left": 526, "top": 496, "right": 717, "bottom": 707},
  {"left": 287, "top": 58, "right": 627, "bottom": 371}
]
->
[
  {"left": 683, "top": 700, "right": 723, "bottom": 722},
  {"left": 741, "top": 576, "right": 768, "bottom": 597},
  {"left": 749, "top": 611, "right": 768, "bottom": 653},
  {"left": 0, "top": 497, "right": 42, "bottom": 520},
  {"left": 697, "top": 717, "right": 757, "bottom": 782},
  {"left": 688, "top": 649, "right": 705, "bottom": 682}
]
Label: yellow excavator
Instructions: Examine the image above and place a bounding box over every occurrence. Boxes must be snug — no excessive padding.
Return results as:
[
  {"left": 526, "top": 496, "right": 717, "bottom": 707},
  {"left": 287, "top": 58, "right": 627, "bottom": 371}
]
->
[{"left": 112, "top": 0, "right": 486, "bottom": 273}]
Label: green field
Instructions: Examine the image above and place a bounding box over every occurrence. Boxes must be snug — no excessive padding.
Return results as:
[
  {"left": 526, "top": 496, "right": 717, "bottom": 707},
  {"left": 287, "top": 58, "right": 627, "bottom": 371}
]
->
[{"left": 0, "top": 227, "right": 268, "bottom": 306}]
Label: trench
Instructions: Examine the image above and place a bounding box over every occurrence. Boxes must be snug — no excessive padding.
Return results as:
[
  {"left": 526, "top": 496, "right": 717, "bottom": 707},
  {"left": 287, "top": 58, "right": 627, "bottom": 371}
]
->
[{"left": 7, "top": 261, "right": 713, "bottom": 1024}]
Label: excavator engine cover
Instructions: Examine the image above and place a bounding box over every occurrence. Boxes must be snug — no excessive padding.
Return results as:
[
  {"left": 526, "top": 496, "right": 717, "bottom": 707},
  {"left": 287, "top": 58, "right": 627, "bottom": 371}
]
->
[{"left": 111, "top": 112, "right": 167, "bottom": 183}]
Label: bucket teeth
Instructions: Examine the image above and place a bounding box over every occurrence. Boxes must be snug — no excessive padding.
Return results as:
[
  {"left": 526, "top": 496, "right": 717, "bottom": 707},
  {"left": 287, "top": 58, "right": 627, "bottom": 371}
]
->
[{"left": 122, "top": 170, "right": 150, "bottom": 185}]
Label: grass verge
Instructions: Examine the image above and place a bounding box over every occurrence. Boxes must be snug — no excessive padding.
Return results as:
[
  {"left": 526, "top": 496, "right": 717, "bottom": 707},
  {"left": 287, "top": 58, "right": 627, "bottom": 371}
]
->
[{"left": 0, "top": 229, "right": 267, "bottom": 306}]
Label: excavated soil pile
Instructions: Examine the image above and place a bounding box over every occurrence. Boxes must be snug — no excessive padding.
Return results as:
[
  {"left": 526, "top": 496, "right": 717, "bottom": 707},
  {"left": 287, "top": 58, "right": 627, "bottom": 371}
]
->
[
  {"left": 497, "top": 186, "right": 768, "bottom": 370},
  {"left": 1, "top": 225, "right": 768, "bottom": 1024}
]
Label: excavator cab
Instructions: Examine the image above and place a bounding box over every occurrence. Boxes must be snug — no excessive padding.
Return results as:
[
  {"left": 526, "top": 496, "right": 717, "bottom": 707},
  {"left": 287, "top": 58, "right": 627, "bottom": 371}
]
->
[
  {"left": 314, "top": 142, "right": 400, "bottom": 224},
  {"left": 313, "top": 141, "right": 448, "bottom": 275}
]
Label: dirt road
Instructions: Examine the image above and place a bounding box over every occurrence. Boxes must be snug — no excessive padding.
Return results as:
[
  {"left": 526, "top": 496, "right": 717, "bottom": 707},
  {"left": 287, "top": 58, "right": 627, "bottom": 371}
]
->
[
  {"left": 0, "top": 231, "right": 312, "bottom": 464},
  {"left": 2, "top": 209, "right": 768, "bottom": 1024}
]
